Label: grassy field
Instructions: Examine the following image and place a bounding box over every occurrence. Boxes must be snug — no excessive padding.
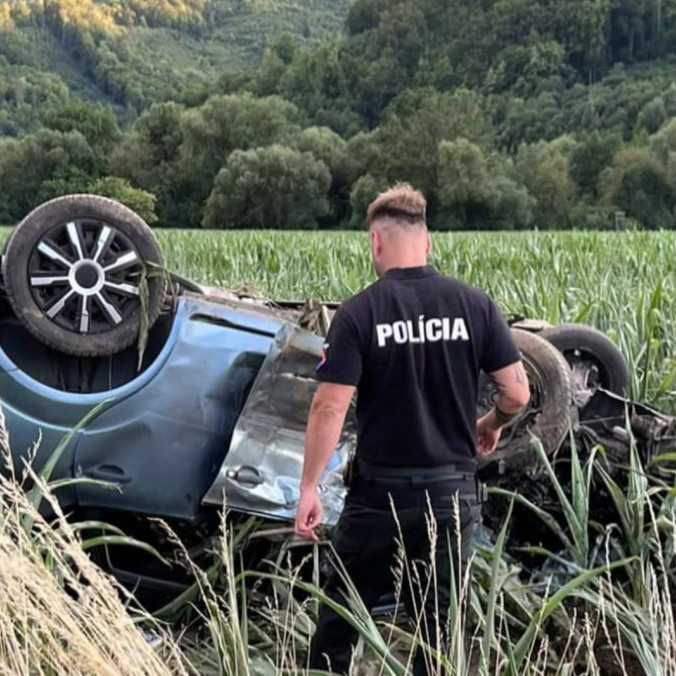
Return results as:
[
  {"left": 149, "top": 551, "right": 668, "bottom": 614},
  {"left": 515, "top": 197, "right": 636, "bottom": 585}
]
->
[
  {"left": 159, "top": 229, "right": 676, "bottom": 413},
  {"left": 2, "top": 227, "right": 676, "bottom": 410}
]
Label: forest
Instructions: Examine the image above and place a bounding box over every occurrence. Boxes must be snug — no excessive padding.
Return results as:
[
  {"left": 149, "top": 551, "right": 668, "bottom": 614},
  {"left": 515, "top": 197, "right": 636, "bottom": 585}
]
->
[{"left": 2, "top": 0, "right": 676, "bottom": 230}]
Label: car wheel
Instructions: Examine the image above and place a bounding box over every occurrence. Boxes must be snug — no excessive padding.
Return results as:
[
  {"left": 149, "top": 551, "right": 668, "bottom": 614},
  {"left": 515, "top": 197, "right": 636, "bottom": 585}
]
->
[
  {"left": 1, "top": 194, "right": 165, "bottom": 357},
  {"left": 539, "top": 324, "right": 630, "bottom": 410},
  {"left": 478, "top": 328, "right": 575, "bottom": 474}
]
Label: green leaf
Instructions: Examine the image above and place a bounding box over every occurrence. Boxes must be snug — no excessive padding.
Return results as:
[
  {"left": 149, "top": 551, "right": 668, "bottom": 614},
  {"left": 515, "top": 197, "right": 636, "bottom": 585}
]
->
[
  {"left": 481, "top": 497, "right": 515, "bottom": 671},
  {"left": 511, "top": 557, "right": 636, "bottom": 669},
  {"left": 488, "top": 486, "right": 575, "bottom": 554},
  {"left": 80, "top": 535, "right": 170, "bottom": 567}
]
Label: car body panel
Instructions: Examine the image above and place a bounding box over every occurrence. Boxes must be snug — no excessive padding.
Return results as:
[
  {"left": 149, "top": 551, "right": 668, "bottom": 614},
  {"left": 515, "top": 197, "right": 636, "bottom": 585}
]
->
[
  {"left": 203, "top": 323, "right": 357, "bottom": 526},
  {"left": 0, "top": 294, "right": 293, "bottom": 520}
]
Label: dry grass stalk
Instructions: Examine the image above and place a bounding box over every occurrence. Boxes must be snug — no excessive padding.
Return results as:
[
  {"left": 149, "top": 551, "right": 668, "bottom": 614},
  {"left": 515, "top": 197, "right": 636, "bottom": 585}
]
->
[{"left": 0, "top": 440, "right": 189, "bottom": 676}]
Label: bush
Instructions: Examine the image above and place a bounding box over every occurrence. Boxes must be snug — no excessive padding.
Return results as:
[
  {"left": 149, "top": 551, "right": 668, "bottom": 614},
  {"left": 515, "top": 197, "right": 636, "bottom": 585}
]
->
[
  {"left": 203, "top": 145, "right": 331, "bottom": 230},
  {"left": 88, "top": 177, "right": 158, "bottom": 225}
]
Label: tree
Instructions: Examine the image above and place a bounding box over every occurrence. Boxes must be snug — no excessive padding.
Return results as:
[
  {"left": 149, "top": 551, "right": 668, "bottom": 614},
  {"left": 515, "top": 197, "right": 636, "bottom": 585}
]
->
[
  {"left": 109, "top": 102, "right": 189, "bottom": 226},
  {"left": 515, "top": 137, "right": 579, "bottom": 229},
  {"left": 636, "top": 96, "right": 667, "bottom": 134},
  {"left": 345, "top": 0, "right": 386, "bottom": 35},
  {"left": 88, "top": 177, "right": 158, "bottom": 224},
  {"left": 275, "top": 41, "right": 360, "bottom": 136},
  {"left": 570, "top": 131, "right": 622, "bottom": 198},
  {"left": 0, "top": 129, "right": 96, "bottom": 222},
  {"left": 256, "top": 34, "right": 297, "bottom": 97},
  {"left": 0, "top": 4, "right": 15, "bottom": 31},
  {"left": 349, "top": 173, "right": 390, "bottom": 228},
  {"left": 486, "top": 42, "right": 570, "bottom": 97},
  {"left": 180, "top": 93, "right": 301, "bottom": 225},
  {"left": 601, "top": 147, "right": 676, "bottom": 229},
  {"left": 437, "top": 138, "right": 533, "bottom": 230},
  {"left": 202, "top": 145, "right": 331, "bottom": 230},
  {"left": 292, "top": 126, "right": 357, "bottom": 226},
  {"left": 360, "top": 88, "right": 493, "bottom": 221},
  {"left": 650, "top": 117, "right": 676, "bottom": 166},
  {"left": 41, "top": 98, "right": 120, "bottom": 169}
]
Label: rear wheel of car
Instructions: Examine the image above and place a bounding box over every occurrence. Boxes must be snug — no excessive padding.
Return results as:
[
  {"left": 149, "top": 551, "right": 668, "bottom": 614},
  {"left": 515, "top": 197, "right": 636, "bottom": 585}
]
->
[
  {"left": 539, "top": 323, "right": 630, "bottom": 411},
  {"left": 478, "top": 328, "right": 575, "bottom": 475},
  {"left": 1, "top": 194, "right": 165, "bottom": 357}
]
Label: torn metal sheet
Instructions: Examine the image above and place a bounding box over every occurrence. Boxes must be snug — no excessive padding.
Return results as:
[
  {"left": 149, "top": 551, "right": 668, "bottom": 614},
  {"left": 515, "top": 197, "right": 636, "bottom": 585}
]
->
[{"left": 203, "top": 323, "right": 357, "bottom": 525}]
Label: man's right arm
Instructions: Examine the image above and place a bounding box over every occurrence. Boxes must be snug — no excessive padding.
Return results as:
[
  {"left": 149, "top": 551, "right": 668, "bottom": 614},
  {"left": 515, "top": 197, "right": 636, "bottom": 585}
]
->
[{"left": 477, "top": 361, "right": 530, "bottom": 456}]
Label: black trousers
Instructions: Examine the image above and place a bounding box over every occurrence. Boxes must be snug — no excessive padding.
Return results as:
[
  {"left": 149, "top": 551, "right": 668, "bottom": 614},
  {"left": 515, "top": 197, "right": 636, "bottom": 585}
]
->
[{"left": 309, "top": 474, "right": 478, "bottom": 676}]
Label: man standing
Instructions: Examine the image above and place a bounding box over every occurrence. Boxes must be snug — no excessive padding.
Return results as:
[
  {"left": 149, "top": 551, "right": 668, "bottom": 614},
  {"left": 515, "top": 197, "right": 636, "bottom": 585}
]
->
[{"left": 294, "top": 184, "right": 530, "bottom": 675}]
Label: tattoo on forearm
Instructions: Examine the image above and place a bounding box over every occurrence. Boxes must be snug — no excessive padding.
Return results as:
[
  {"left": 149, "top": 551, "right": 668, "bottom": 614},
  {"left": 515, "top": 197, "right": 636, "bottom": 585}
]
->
[
  {"left": 493, "top": 405, "right": 520, "bottom": 427},
  {"left": 488, "top": 374, "right": 509, "bottom": 395}
]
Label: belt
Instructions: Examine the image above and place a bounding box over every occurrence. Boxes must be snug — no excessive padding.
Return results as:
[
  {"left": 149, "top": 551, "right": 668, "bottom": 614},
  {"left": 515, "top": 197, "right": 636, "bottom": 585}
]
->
[{"left": 356, "top": 458, "right": 475, "bottom": 486}]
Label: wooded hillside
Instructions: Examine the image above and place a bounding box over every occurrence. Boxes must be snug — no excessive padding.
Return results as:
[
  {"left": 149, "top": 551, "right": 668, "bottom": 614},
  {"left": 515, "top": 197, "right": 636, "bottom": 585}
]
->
[{"left": 2, "top": 0, "right": 676, "bottom": 230}]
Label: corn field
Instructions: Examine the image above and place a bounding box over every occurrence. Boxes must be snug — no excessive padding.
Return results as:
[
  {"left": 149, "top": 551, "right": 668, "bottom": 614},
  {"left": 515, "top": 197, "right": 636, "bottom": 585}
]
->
[
  {"left": 144, "top": 229, "right": 676, "bottom": 412},
  {"left": 6, "top": 226, "right": 671, "bottom": 405}
]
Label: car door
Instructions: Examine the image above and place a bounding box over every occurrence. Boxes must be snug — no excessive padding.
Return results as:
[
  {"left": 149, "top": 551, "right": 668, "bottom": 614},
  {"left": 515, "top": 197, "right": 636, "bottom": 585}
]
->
[{"left": 203, "top": 322, "right": 357, "bottom": 526}]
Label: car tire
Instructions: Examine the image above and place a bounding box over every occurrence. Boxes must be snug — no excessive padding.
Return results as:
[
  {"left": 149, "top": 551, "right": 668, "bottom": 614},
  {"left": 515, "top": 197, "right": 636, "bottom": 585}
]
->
[
  {"left": 539, "top": 324, "right": 630, "bottom": 409},
  {"left": 1, "top": 194, "right": 165, "bottom": 357},
  {"left": 478, "top": 328, "right": 575, "bottom": 474}
]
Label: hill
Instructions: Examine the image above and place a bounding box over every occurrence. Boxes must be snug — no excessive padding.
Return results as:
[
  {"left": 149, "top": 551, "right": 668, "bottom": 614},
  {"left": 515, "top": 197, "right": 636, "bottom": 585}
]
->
[{"left": 0, "top": 0, "right": 350, "bottom": 133}]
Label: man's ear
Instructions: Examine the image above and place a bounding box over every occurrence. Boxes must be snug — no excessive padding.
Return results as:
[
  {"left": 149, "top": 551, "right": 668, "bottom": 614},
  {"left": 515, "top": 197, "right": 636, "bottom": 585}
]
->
[{"left": 371, "top": 228, "right": 381, "bottom": 256}]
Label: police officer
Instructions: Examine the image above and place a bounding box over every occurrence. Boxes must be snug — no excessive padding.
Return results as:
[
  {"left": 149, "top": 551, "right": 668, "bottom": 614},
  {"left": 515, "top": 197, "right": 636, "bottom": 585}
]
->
[{"left": 294, "top": 183, "right": 530, "bottom": 675}]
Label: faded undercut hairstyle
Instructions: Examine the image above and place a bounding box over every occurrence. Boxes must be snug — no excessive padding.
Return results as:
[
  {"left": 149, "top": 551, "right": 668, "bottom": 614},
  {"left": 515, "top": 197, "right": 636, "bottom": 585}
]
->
[{"left": 367, "top": 183, "right": 427, "bottom": 229}]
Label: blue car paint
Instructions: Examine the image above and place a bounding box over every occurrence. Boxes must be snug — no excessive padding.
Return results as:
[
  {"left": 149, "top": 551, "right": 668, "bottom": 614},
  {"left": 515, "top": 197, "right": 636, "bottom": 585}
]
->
[{"left": 0, "top": 294, "right": 285, "bottom": 520}]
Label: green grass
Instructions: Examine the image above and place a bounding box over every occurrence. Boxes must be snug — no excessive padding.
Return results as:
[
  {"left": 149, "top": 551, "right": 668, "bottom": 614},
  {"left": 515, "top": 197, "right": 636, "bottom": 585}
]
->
[
  {"left": 2, "top": 228, "right": 676, "bottom": 675},
  {"left": 2, "top": 227, "right": 675, "bottom": 411},
  {"left": 153, "top": 228, "right": 676, "bottom": 414}
]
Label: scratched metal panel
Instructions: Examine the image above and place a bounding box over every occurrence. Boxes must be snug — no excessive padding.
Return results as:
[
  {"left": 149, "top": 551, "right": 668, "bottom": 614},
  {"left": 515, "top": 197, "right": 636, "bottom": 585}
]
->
[{"left": 203, "top": 323, "right": 357, "bottom": 526}]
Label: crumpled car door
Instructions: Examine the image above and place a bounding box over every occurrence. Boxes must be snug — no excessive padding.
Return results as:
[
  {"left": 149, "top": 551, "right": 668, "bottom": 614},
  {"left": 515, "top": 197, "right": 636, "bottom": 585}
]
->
[{"left": 203, "top": 323, "right": 356, "bottom": 526}]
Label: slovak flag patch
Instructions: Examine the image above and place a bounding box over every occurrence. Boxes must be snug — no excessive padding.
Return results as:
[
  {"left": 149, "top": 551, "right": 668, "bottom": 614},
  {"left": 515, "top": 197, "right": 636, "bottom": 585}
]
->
[{"left": 316, "top": 343, "right": 329, "bottom": 372}]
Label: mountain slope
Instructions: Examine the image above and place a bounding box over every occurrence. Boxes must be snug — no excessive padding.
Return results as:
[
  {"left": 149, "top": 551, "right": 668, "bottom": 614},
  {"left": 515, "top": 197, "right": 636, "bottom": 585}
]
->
[{"left": 0, "top": 0, "right": 350, "bottom": 133}]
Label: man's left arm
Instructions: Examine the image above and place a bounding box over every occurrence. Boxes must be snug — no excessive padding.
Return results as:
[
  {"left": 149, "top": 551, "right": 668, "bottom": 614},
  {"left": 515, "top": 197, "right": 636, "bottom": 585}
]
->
[
  {"left": 295, "top": 308, "right": 363, "bottom": 541},
  {"left": 295, "top": 383, "right": 355, "bottom": 541}
]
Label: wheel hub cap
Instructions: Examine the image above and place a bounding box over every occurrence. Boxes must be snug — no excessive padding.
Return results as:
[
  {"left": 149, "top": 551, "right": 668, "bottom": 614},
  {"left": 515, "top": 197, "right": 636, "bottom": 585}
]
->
[
  {"left": 72, "top": 261, "right": 104, "bottom": 294},
  {"left": 28, "top": 220, "right": 143, "bottom": 336}
]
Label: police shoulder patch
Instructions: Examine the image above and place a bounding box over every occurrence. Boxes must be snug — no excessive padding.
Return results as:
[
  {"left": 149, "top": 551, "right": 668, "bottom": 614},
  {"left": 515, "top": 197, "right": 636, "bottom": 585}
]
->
[{"left": 316, "top": 342, "right": 330, "bottom": 371}]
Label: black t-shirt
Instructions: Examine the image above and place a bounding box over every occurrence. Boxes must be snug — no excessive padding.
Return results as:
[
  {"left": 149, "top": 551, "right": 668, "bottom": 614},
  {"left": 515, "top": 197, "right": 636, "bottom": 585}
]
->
[{"left": 315, "top": 266, "right": 521, "bottom": 468}]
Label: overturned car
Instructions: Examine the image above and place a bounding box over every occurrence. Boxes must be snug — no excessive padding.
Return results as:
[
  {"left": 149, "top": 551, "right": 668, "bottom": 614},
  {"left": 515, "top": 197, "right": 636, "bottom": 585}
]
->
[{"left": 0, "top": 195, "right": 673, "bottom": 597}]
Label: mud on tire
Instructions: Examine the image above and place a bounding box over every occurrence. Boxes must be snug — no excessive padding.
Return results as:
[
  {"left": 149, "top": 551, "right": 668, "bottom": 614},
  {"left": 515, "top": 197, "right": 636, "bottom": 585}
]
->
[
  {"left": 478, "top": 328, "right": 576, "bottom": 475},
  {"left": 1, "top": 195, "right": 165, "bottom": 357}
]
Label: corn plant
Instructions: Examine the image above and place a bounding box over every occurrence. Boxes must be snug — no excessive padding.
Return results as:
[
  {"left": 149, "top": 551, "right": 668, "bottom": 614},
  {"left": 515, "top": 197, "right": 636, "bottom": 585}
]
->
[{"left": 490, "top": 435, "right": 601, "bottom": 572}]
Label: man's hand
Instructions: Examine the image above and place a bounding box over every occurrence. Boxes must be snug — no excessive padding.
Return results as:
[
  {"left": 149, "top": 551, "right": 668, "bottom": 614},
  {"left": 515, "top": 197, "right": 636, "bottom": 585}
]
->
[
  {"left": 296, "top": 383, "right": 354, "bottom": 542},
  {"left": 476, "top": 410, "right": 502, "bottom": 457},
  {"left": 295, "top": 487, "right": 324, "bottom": 541}
]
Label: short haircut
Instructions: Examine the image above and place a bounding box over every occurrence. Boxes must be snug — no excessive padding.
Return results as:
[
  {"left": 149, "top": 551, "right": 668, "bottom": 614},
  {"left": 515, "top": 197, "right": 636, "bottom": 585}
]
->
[{"left": 367, "top": 183, "right": 427, "bottom": 229}]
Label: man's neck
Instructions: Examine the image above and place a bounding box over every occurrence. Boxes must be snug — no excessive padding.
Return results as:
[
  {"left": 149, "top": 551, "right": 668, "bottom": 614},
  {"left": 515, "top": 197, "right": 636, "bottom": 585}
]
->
[{"left": 380, "top": 259, "right": 428, "bottom": 275}]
